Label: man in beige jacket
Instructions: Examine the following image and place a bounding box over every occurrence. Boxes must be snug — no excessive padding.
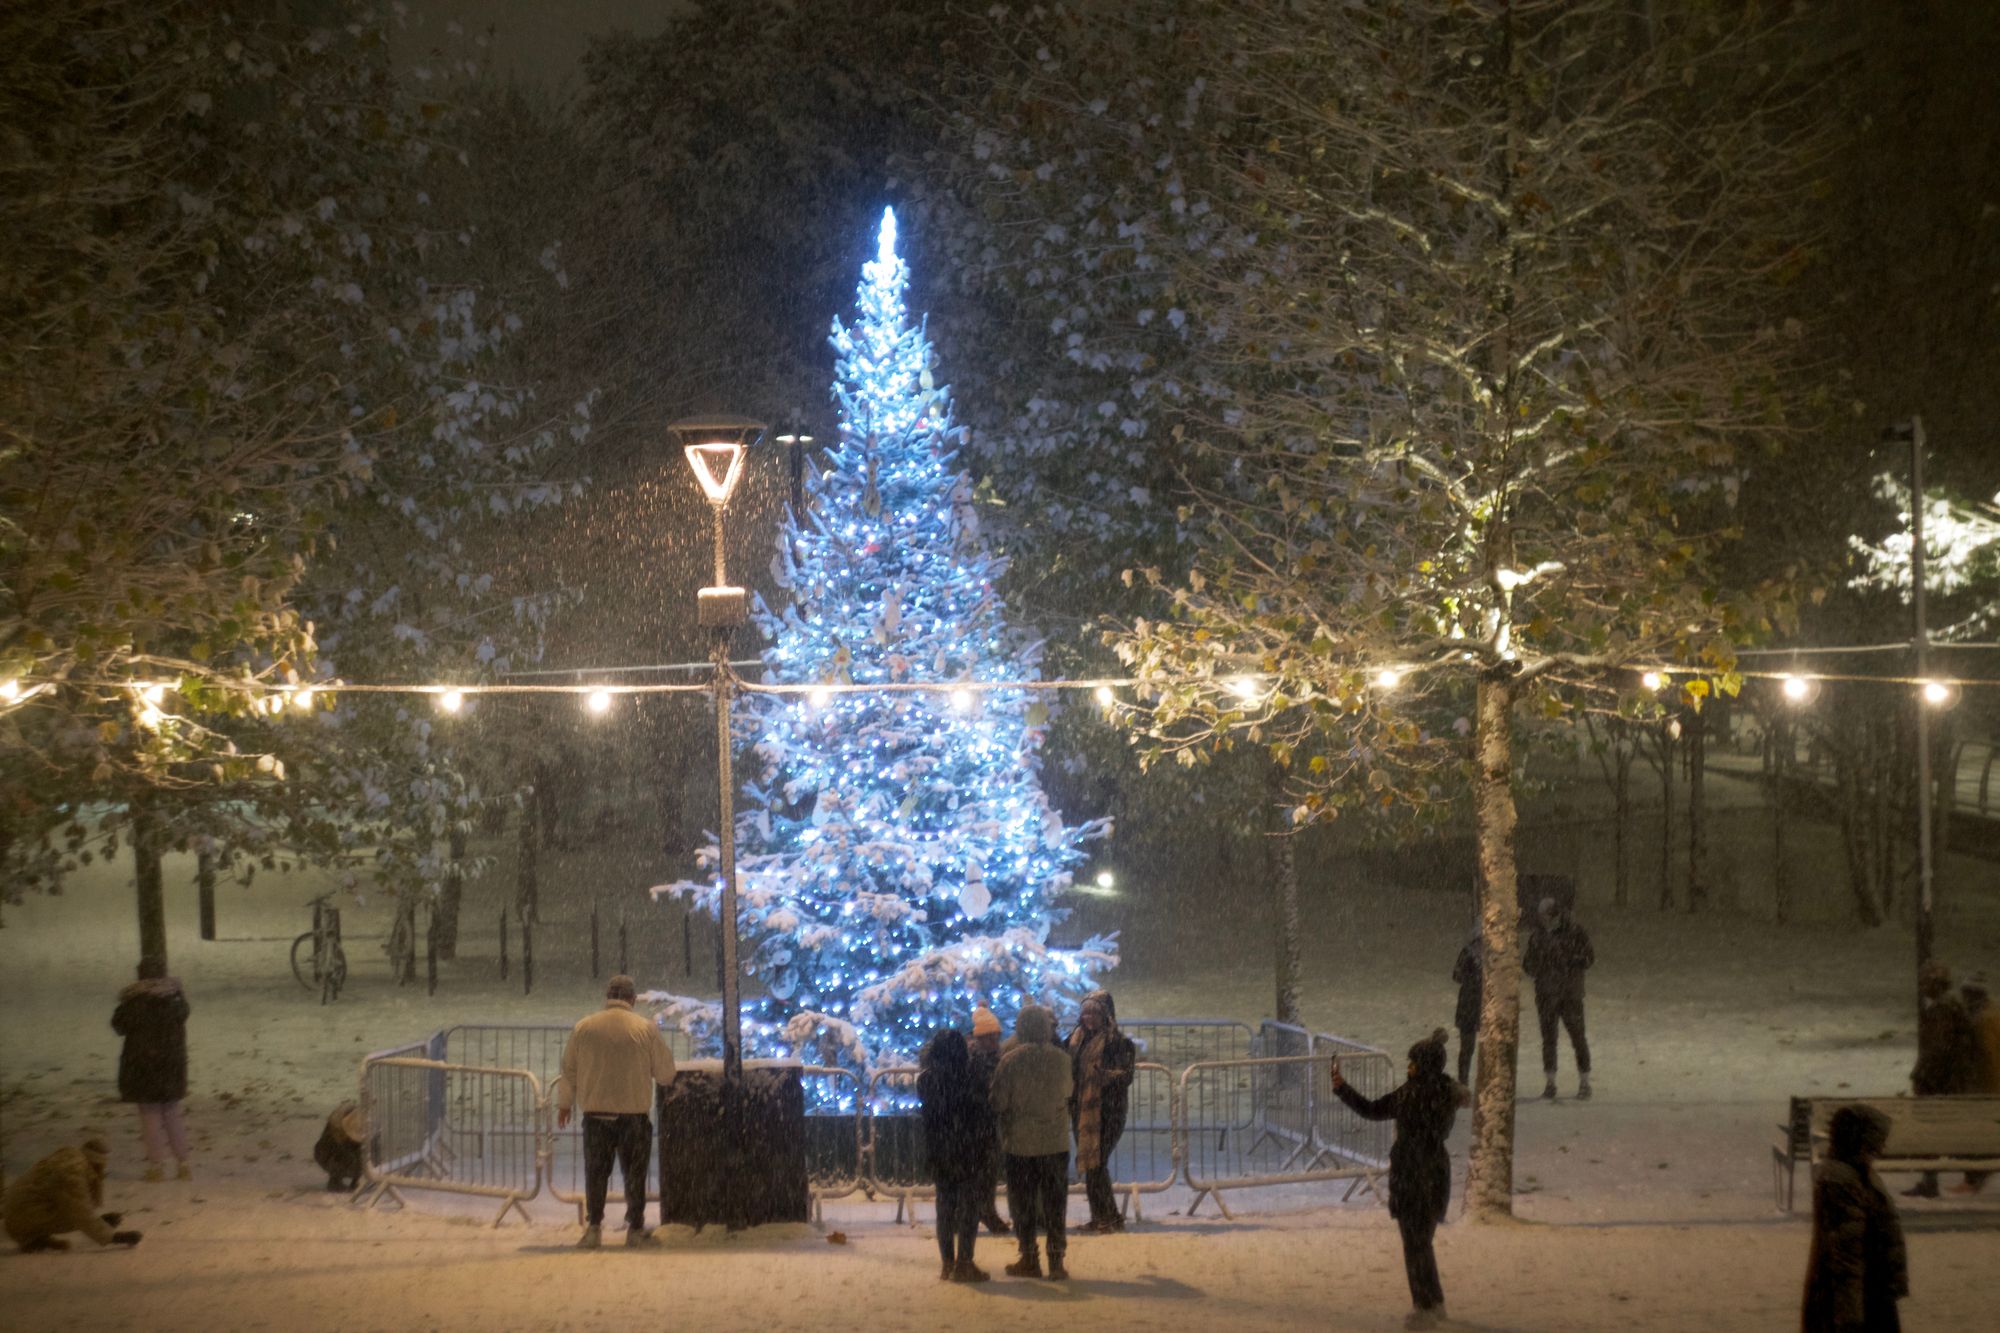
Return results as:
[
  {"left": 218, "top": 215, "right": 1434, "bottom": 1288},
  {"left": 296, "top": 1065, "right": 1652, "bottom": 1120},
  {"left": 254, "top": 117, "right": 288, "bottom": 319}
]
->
[{"left": 554, "top": 975, "right": 677, "bottom": 1248}]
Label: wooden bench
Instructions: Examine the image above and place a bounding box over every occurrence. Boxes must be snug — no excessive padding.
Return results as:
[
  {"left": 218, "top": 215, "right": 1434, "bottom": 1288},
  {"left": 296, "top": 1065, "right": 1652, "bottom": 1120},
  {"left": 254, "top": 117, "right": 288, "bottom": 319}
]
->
[{"left": 1774, "top": 1094, "right": 2000, "bottom": 1212}]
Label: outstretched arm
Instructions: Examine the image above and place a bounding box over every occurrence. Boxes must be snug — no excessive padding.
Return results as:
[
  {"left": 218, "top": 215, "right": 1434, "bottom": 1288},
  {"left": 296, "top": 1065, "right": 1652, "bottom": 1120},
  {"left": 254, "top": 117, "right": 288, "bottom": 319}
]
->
[{"left": 1332, "top": 1078, "right": 1401, "bottom": 1122}]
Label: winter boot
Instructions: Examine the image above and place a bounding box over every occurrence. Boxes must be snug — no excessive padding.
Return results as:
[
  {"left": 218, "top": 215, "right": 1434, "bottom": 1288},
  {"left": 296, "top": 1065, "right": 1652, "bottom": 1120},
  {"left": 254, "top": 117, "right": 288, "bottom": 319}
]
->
[
  {"left": 1540, "top": 1077, "right": 1558, "bottom": 1101},
  {"left": 143, "top": 1164, "right": 165, "bottom": 1183},
  {"left": 1576, "top": 1075, "right": 1592, "bottom": 1102},
  {"left": 951, "top": 1258, "right": 992, "bottom": 1284},
  {"left": 981, "top": 1208, "right": 1010, "bottom": 1236},
  {"left": 1045, "top": 1253, "right": 1070, "bottom": 1281},
  {"left": 576, "top": 1224, "right": 602, "bottom": 1250},
  {"left": 625, "top": 1227, "right": 662, "bottom": 1248},
  {"left": 1403, "top": 1307, "right": 1442, "bottom": 1330},
  {"left": 1005, "top": 1249, "right": 1043, "bottom": 1279},
  {"left": 175, "top": 1160, "right": 193, "bottom": 1181}
]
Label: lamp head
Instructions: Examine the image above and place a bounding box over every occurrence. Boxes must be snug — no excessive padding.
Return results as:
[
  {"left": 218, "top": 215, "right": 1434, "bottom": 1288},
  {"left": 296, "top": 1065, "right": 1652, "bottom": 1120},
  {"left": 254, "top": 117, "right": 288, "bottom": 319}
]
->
[{"left": 668, "top": 416, "right": 767, "bottom": 505}]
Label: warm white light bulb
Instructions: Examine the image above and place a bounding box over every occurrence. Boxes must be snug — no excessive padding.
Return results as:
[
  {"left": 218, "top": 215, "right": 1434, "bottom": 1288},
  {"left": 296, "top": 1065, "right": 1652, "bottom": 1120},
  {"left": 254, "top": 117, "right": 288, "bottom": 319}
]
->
[
  {"left": 1094, "top": 685, "right": 1114, "bottom": 707},
  {"left": 0, "top": 679, "right": 19, "bottom": 703},
  {"left": 1922, "top": 679, "right": 1951, "bottom": 706},
  {"left": 808, "top": 686, "right": 832, "bottom": 709},
  {"left": 1640, "top": 671, "right": 1665, "bottom": 692},
  {"left": 586, "top": 689, "right": 612, "bottom": 715},
  {"left": 1229, "top": 676, "right": 1262, "bottom": 701},
  {"left": 140, "top": 682, "right": 166, "bottom": 706},
  {"left": 1096, "top": 870, "right": 1115, "bottom": 890},
  {"left": 1374, "top": 668, "right": 1402, "bottom": 691},
  {"left": 950, "top": 687, "right": 974, "bottom": 713},
  {"left": 1780, "top": 674, "right": 1809, "bottom": 702},
  {"left": 438, "top": 689, "right": 465, "bottom": 714}
]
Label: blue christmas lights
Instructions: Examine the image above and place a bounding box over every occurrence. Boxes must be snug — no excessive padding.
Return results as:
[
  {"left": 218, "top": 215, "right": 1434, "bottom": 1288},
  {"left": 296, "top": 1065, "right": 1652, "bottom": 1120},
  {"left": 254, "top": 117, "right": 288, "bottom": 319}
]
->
[{"left": 658, "top": 208, "right": 1115, "bottom": 1082}]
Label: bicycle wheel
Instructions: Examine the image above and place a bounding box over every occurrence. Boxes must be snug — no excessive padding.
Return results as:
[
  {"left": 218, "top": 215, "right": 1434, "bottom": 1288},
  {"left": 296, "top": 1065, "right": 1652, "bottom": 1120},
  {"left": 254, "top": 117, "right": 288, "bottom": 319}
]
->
[
  {"left": 291, "top": 933, "right": 321, "bottom": 990},
  {"left": 322, "top": 944, "right": 347, "bottom": 1005}
]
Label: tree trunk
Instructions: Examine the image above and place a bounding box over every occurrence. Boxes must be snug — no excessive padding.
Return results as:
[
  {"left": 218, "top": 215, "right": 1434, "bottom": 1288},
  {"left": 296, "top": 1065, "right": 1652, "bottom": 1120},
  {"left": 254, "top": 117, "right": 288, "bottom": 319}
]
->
[
  {"left": 1686, "top": 711, "right": 1708, "bottom": 912},
  {"left": 1266, "top": 765, "right": 1302, "bottom": 1027},
  {"left": 436, "top": 823, "right": 467, "bottom": 959},
  {"left": 1836, "top": 730, "right": 1885, "bottom": 926},
  {"left": 1771, "top": 714, "right": 1791, "bottom": 924},
  {"left": 1656, "top": 723, "right": 1676, "bottom": 911},
  {"left": 196, "top": 848, "right": 217, "bottom": 941},
  {"left": 516, "top": 800, "right": 540, "bottom": 926},
  {"left": 1612, "top": 743, "right": 1631, "bottom": 909},
  {"left": 131, "top": 796, "right": 167, "bottom": 972},
  {"left": 1466, "top": 675, "right": 1524, "bottom": 1222}
]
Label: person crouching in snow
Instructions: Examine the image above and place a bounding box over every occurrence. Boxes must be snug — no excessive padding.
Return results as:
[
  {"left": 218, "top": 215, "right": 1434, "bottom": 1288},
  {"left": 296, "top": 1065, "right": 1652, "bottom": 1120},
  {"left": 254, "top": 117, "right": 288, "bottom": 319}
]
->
[
  {"left": 1331, "top": 1029, "right": 1468, "bottom": 1331},
  {"left": 314, "top": 1101, "right": 366, "bottom": 1192},
  {"left": 1802, "top": 1105, "right": 1907, "bottom": 1332},
  {"left": 919, "top": 1029, "right": 995, "bottom": 1283},
  {"left": 112, "top": 955, "right": 192, "bottom": 1181},
  {"left": 3, "top": 1137, "right": 143, "bottom": 1252},
  {"left": 988, "top": 1004, "right": 1073, "bottom": 1280}
]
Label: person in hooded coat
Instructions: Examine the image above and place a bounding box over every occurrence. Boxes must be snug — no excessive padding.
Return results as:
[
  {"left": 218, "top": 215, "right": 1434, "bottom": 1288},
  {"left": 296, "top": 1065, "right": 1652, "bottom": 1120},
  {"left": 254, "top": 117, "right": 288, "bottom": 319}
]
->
[
  {"left": 3, "top": 1138, "right": 143, "bottom": 1252},
  {"left": 1904, "top": 961, "right": 1975, "bottom": 1198},
  {"left": 1332, "top": 1029, "right": 1469, "bottom": 1331},
  {"left": 988, "top": 1004, "right": 1074, "bottom": 1280},
  {"left": 1451, "top": 930, "right": 1482, "bottom": 1086},
  {"left": 1955, "top": 976, "right": 2000, "bottom": 1194},
  {"left": 1802, "top": 1104, "right": 1908, "bottom": 1332},
  {"left": 111, "top": 955, "right": 191, "bottom": 1182},
  {"left": 314, "top": 1101, "right": 366, "bottom": 1192},
  {"left": 1065, "top": 989, "right": 1136, "bottom": 1233},
  {"left": 1522, "top": 898, "right": 1594, "bottom": 1100},
  {"left": 919, "top": 1028, "right": 995, "bottom": 1282}
]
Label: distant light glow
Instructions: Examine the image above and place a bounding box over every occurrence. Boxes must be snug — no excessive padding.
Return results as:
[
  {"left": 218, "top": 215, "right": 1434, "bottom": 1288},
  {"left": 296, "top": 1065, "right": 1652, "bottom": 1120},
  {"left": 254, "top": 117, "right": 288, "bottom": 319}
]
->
[
  {"left": 1373, "top": 668, "right": 1402, "bottom": 690},
  {"left": 0, "top": 679, "right": 18, "bottom": 703},
  {"left": 809, "top": 686, "right": 832, "bottom": 709},
  {"left": 1922, "top": 679, "right": 1952, "bottom": 706},
  {"left": 438, "top": 689, "right": 465, "bottom": 714},
  {"left": 586, "top": 688, "right": 612, "bottom": 715},
  {"left": 1096, "top": 869, "right": 1115, "bottom": 890},
  {"left": 1094, "top": 685, "right": 1114, "bottom": 707},
  {"left": 1229, "top": 676, "right": 1263, "bottom": 701},
  {"left": 1640, "top": 671, "right": 1665, "bottom": 692},
  {"left": 293, "top": 688, "right": 316, "bottom": 711},
  {"left": 1780, "top": 674, "right": 1809, "bottom": 702},
  {"left": 950, "top": 687, "right": 974, "bottom": 713}
]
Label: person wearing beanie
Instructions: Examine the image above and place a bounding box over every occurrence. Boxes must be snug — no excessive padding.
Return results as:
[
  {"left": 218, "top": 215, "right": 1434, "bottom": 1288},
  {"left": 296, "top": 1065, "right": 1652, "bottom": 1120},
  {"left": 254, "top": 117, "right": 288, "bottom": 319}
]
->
[
  {"left": 1905, "top": 961, "right": 1975, "bottom": 1198},
  {"left": 1522, "top": 897, "right": 1594, "bottom": 1100},
  {"left": 1331, "top": 1029, "right": 1469, "bottom": 1331},
  {"left": 553, "top": 975, "right": 677, "bottom": 1249},
  {"left": 919, "top": 1029, "right": 995, "bottom": 1282},
  {"left": 111, "top": 955, "right": 192, "bottom": 1182},
  {"left": 967, "top": 1005, "right": 1009, "bottom": 1234},
  {"left": 3, "top": 1137, "right": 143, "bottom": 1251},
  {"left": 988, "top": 1004, "right": 1074, "bottom": 1280},
  {"left": 1802, "top": 1105, "right": 1907, "bottom": 1331}
]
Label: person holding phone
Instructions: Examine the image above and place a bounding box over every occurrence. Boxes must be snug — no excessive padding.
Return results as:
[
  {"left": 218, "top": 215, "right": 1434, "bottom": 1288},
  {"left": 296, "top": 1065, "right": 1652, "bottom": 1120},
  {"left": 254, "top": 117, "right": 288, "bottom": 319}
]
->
[{"left": 1332, "top": 1030, "right": 1469, "bottom": 1331}]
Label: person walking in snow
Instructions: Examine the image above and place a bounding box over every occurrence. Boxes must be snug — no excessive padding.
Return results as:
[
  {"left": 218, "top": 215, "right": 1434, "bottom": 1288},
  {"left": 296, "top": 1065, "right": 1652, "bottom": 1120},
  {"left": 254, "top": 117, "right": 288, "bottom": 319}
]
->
[
  {"left": 111, "top": 955, "right": 192, "bottom": 1182},
  {"left": 1905, "top": 961, "right": 1976, "bottom": 1198},
  {"left": 967, "top": 1005, "right": 1009, "bottom": 1233},
  {"left": 552, "top": 975, "right": 677, "bottom": 1249},
  {"left": 1451, "top": 929, "right": 1482, "bottom": 1087},
  {"left": 920, "top": 1028, "right": 995, "bottom": 1282},
  {"left": 3, "top": 1137, "right": 143, "bottom": 1252},
  {"left": 1332, "top": 1029, "right": 1469, "bottom": 1331},
  {"left": 988, "top": 1003, "right": 1073, "bottom": 1280},
  {"left": 1801, "top": 1104, "right": 1907, "bottom": 1332},
  {"left": 1066, "top": 988, "right": 1136, "bottom": 1233},
  {"left": 1522, "top": 897, "right": 1594, "bottom": 1100}
]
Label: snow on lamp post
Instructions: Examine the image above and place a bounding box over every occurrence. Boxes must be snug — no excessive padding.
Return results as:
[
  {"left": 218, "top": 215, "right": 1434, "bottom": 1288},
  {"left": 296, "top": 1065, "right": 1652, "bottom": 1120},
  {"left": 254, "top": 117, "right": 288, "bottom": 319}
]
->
[{"left": 672, "top": 414, "right": 766, "bottom": 1080}]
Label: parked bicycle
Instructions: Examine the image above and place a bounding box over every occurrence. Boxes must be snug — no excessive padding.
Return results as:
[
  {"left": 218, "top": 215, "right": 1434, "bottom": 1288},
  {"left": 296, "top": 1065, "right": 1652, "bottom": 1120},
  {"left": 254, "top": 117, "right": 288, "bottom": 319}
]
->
[{"left": 291, "top": 892, "right": 348, "bottom": 1004}]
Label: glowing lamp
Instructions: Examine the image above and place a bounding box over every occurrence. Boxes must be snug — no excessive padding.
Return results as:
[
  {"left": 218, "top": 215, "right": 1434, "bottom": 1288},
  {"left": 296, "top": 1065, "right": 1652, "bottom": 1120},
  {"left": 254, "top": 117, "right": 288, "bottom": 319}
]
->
[
  {"left": 0, "top": 679, "right": 19, "bottom": 703},
  {"left": 1640, "top": 670, "right": 1665, "bottom": 692},
  {"left": 950, "top": 687, "right": 975, "bottom": 713},
  {"left": 1228, "top": 675, "right": 1263, "bottom": 701},
  {"left": 1374, "top": 668, "right": 1402, "bottom": 690},
  {"left": 1919, "top": 679, "right": 1958, "bottom": 708},
  {"left": 586, "top": 688, "right": 612, "bottom": 715},
  {"left": 809, "top": 686, "right": 832, "bottom": 709},
  {"left": 1096, "top": 869, "right": 1115, "bottom": 890},
  {"left": 1093, "top": 685, "right": 1114, "bottom": 707},
  {"left": 437, "top": 688, "right": 465, "bottom": 714},
  {"left": 1779, "top": 674, "right": 1813, "bottom": 703}
]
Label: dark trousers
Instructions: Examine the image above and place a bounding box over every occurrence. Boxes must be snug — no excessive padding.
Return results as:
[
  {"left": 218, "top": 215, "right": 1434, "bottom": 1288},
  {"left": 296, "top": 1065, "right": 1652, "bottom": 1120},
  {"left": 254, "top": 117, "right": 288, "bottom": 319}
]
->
[
  {"left": 934, "top": 1179, "right": 980, "bottom": 1266},
  {"left": 1456, "top": 1027, "right": 1476, "bottom": 1086},
  {"left": 1005, "top": 1151, "right": 1069, "bottom": 1259},
  {"left": 1397, "top": 1212, "right": 1445, "bottom": 1311},
  {"left": 1535, "top": 990, "right": 1590, "bottom": 1075},
  {"left": 582, "top": 1112, "right": 651, "bottom": 1230},
  {"left": 1084, "top": 1163, "right": 1118, "bottom": 1223}
]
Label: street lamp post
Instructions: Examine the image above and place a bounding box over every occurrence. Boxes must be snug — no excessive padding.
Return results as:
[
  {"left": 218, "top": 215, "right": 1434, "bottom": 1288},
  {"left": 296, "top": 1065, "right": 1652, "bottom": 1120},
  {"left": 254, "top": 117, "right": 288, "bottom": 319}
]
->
[{"left": 672, "top": 415, "right": 765, "bottom": 1081}]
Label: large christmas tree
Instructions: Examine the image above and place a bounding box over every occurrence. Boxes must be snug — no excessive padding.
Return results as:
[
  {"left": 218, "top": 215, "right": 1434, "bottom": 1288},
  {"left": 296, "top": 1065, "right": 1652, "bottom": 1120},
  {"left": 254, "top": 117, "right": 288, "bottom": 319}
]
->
[{"left": 656, "top": 208, "right": 1114, "bottom": 1075}]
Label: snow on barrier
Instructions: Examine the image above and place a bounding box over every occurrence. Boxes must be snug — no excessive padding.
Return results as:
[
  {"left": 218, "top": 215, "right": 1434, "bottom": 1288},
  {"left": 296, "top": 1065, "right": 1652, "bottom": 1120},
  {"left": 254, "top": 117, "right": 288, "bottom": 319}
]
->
[{"left": 354, "top": 1017, "right": 1389, "bottom": 1226}]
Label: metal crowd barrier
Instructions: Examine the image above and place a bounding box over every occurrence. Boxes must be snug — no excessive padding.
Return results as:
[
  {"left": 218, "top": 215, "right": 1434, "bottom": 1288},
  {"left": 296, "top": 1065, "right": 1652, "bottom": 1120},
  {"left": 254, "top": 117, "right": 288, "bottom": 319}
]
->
[
  {"left": 358, "top": 1057, "right": 542, "bottom": 1226},
  {"left": 355, "top": 1019, "right": 1390, "bottom": 1226}
]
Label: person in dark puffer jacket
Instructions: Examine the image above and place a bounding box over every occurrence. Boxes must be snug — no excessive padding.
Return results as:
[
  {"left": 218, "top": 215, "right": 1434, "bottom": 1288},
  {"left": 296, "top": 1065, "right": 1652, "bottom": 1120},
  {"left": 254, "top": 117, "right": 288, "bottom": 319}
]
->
[
  {"left": 1802, "top": 1104, "right": 1907, "bottom": 1332},
  {"left": 920, "top": 1028, "right": 995, "bottom": 1283},
  {"left": 1332, "top": 1029, "right": 1469, "bottom": 1331},
  {"left": 111, "top": 955, "right": 191, "bottom": 1182}
]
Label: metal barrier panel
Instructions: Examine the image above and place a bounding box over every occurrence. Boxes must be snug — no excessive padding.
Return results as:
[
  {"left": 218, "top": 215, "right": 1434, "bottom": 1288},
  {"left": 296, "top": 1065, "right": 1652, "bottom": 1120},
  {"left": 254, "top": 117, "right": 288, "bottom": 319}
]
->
[
  {"left": 1307, "top": 1032, "right": 1394, "bottom": 1173},
  {"left": 359, "top": 1057, "right": 542, "bottom": 1226},
  {"left": 801, "top": 1066, "right": 866, "bottom": 1202},
  {"left": 1178, "top": 1054, "right": 1391, "bottom": 1217},
  {"left": 1123, "top": 1019, "right": 1256, "bottom": 1071}
]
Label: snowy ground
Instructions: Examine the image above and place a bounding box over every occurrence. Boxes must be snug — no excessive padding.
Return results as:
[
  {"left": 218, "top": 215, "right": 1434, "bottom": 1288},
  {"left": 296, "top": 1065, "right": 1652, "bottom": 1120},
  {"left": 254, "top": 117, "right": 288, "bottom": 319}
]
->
[{"left": 4, "top": 769, "right": 1999, "bottom": 1330}]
